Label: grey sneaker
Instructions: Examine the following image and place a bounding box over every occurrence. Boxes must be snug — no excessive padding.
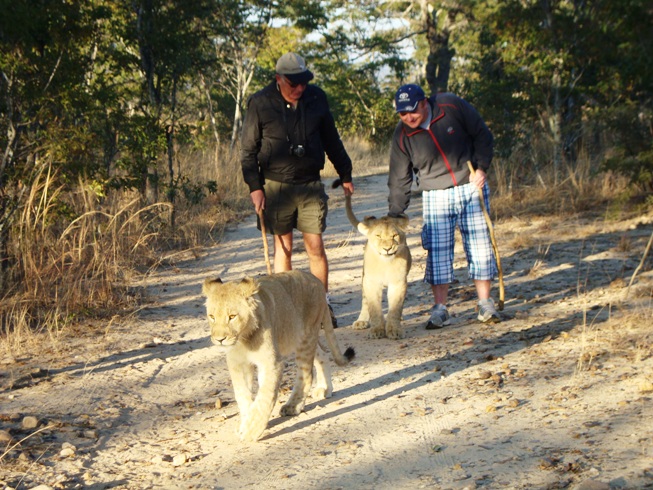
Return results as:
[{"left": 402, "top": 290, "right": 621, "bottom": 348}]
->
[
  {"left": 478, "top": 298, "right": 501, "bottom": 324},
  {"left": 426, "top": 304, "right": 450, "bottom": 330}
]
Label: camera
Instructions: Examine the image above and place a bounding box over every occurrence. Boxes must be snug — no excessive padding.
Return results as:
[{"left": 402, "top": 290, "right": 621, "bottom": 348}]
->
[{"left": 289, "top": 144, "right": 305, "bottom": 158}]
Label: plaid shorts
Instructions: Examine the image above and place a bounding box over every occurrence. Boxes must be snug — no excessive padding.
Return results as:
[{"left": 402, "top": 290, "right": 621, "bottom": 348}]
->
[{"left": 421, "top": 183, "right": 497, "bottom": 285}]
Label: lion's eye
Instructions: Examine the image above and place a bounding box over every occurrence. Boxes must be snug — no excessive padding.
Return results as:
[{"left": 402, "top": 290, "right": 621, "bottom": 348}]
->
[
  {"left": 208, "top": 314, "right": 215, "bottom": 322},
  {"left": 228, "top": 314, "right": 237, "bottom": 321}
]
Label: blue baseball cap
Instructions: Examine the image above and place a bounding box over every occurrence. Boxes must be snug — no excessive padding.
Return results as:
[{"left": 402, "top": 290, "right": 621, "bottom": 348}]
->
[{"left": 394, "top": 84, "right": 426, "bottom": 113}]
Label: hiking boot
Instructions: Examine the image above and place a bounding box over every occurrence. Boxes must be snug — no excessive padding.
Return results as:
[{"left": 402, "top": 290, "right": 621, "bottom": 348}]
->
[
  {"left": 328, "top": 303, "right": 339, "bottom": 328},
  {"left": 426, "top": 304, "right": 450, "bottom": 330},
  {"left": 478, "top": 298, "right": 501, "bottom": 324}
]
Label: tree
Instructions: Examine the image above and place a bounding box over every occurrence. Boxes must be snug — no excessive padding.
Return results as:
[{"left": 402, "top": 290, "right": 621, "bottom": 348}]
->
[
  {"left": 420, "top": 0, "right": 475, "bottom": 94},
  {"left": 473, "top": 0, "right": 653, "bottom": 183},
  {"left": 0, "top": 0, "right": 103, "bottom": 289}
]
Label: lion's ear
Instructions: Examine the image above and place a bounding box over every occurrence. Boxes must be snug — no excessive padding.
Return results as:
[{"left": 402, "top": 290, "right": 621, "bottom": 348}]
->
[
  {"left": 238, "top": 277, "right": 260, "bottom": 297},
  {"left": 393, "top": 214, "right": 410, "bottom": 229},
  {"left": 202, "top": 277, "right": 223, "bottom": 296},
  {"left": 359, "top": 216, "right": 377, "bottom": 236}
]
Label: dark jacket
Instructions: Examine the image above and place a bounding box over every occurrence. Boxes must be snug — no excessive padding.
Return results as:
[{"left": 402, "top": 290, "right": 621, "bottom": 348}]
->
[
  {"left": 388, "top": 93, "right": 493, "bottom": 216},
  {"left": 240, "top": 82, "right": 352, "bottom": 193}
]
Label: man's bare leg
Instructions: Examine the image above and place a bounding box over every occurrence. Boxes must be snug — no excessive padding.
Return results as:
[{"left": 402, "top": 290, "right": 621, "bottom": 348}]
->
[
  {"left": 303, "top": 232, "right": 328, "bottom": 291},
  {"left": 474, "top": 279, "right": 491, "bottom": 301},
  {"left": 430, "top": 283, "right": 449, "bottom": 305},
  {"left": 274, "top": 233, "right": 293, "bottom": 273}
]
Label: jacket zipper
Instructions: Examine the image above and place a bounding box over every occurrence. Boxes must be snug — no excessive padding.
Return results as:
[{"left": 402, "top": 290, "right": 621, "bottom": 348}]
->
[{"left": 405, "top": 110, "right": 458, "bottom": 187}]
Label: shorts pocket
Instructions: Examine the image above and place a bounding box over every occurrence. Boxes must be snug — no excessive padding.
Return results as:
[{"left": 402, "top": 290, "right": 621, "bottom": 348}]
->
[{"left": 421, "top": 224, "right": 429, "bottom": 250}]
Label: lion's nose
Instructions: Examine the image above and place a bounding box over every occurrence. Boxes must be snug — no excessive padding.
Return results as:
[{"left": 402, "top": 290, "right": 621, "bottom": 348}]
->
[{"left": 211, "top": 336, "right": 226, "bottom": 345}]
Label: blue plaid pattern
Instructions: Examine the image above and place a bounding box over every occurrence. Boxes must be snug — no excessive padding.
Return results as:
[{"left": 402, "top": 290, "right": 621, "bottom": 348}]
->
[{"left": 421, "top": 183, "right": 497, "bottom": 285}]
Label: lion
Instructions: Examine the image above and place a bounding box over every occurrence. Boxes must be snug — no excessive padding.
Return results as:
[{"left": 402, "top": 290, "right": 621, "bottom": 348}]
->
[
  {"left": 336, "top": 181, "right": 412, "bottom": 339},
  {"left": 202, "top": 270, "right": 355, "bottom": 442}
]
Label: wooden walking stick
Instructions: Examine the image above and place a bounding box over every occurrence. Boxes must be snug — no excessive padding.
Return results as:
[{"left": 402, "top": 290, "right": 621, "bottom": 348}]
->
[
  {"left": 257, "top": 209, "right": 273, "bottom": 275},
  {"left": 468, "top": 161, "right": 505, "bottom": 310}
]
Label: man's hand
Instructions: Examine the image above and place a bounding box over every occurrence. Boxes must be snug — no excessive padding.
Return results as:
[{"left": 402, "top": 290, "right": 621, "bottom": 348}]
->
[
  {"left": 471, "top": 168, "right": 487, "bottom": 190},
  {"left": 250, "top": 189, "right": 265, "bottom": 214},
  {"left": 341, "top": 181, "right": 354, "bottom": 196}
]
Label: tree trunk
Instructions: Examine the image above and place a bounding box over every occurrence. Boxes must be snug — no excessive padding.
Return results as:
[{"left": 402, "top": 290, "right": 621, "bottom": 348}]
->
[
  {"left": 229, "top": 50, "right": 256, "bottom": 151},
  {"left": 200, "top": 74, "right": 221, "bottom": 172},
  {"left": 422, "top": 2, "right": 458, "bottom": 95},
  {"left": 550, "top": 70, "right": 563, "bottom": 185},
  {"left": 166, "top": 76, "right": 178, "bottom": 227}
]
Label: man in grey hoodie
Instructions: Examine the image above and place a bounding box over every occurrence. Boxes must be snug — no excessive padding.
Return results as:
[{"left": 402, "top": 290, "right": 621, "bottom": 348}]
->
[{"left": 388, "top": 84, "right": 500, "bottom": 329}]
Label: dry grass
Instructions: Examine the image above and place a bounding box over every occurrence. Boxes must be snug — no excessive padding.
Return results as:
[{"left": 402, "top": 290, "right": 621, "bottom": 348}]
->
[
  {"left": 489, "top": 140, "right": 646, "bottom": 221},
  {"left": 0, "top": 145, "right": 251, "bottom": 357},
  {"left": 576, "top": 300, "right": 653, "bottom": 375},
  {"left": 616, "top": 234, "right": 633, "bottom": 253},
  {"left": 2, "top": 137, "right": 652, "bottom": 358},
  {"left": 0, "top": 137, "right": 387, "bottom": 355}
]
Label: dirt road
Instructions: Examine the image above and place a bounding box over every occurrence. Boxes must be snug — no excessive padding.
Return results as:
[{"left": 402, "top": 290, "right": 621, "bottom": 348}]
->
[{"left": 2, "top": 172, "right": 652, "bottom": 490}]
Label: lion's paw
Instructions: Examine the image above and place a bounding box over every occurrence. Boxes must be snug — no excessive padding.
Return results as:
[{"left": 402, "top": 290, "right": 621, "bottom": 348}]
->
[
  {"left": 386, "top": 327, "right": 405, "bottom": 340},
  {"left": 280, "top": 402, "right": 305, "bottom": 417},
  {"left": 311, "top": 387, "right": 331, "bottom": 400},
  {"left": 352, "top": 319, "right": 370, "bottom": 330},
  {"left": 368, "top": 326, "right": 386, "bottom": 339},
  {"left": 238, "top": 419, "right": 266, "bottom": 442},
  {"left": 385, "top": 319, "right": 405, "bottom": 339}
]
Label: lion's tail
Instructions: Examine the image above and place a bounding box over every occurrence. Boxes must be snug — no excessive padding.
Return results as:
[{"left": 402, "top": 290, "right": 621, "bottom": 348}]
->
[
  {"left": 320, "top": 304, "right": 355, "bottom": 366},
  {"left": 332, "top": 179, "right": 363, "bottom": 233}
]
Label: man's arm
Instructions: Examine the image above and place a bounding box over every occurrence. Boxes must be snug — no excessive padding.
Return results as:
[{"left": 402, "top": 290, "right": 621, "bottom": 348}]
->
[
  {"left": 387, "top": 128, "right": 414, "bottom": 216},
  {"left": 240, "top": 97, "right": 264, "bottom": 193}
]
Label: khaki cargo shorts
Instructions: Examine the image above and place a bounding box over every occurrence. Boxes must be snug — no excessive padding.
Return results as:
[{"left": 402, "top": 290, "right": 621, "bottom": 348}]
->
[{"left": 262, "top": 179, "right": 328, "bottom": 235}]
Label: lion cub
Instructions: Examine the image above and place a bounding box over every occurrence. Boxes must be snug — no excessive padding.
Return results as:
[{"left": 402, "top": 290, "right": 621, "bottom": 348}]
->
[
  {"left": 338, "top": 184, "right": 412, "bottom": 339},
  {"left": 203, "top": 270, "right": 355, "bottom": 442}
]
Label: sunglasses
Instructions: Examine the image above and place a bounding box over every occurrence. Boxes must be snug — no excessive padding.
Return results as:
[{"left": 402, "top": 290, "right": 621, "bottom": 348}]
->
[
  {"left": 283, "top": 76, "right": 307, "bottom": 89},
  {"left": 398, "top": 100, "right": 425, "bottom": 116}
]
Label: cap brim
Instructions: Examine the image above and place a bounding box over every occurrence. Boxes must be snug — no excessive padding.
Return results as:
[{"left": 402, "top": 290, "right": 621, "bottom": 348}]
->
[
  {"left": 395, "top": 100, "right": 420, "bottom": 113},
  {"left": 284, "top": 70, "right": 314, "bottom": 85}
]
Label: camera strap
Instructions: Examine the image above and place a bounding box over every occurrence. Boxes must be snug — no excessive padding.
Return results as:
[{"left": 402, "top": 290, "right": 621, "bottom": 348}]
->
[{"left": 281, "top": 99, "right": 305, "bottom": 146}]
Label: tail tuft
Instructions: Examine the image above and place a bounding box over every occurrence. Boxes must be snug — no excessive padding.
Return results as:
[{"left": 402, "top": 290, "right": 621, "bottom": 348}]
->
[
  {"left": 344, "top": 346, "right": 355, "bottom": 361},
  {"left": 331, "top": 178, "right": 342, "bottom": 189}
]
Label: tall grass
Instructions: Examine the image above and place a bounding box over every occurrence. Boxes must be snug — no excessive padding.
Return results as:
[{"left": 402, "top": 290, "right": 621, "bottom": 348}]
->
[
  {"left": 490, "top": 138, "right": 641, "bottom": 220},
  {"left": 1, "top": 135, "right": 651, "bottom": 356},
  {"left": 0, "top": 145, "right": 251, "bottom": 355},
  {"left": 1, "top": 164, "right": 171, "bottom": 351}
]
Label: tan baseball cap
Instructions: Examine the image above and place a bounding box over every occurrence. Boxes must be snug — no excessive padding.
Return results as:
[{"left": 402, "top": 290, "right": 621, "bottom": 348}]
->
[{"left": 276, "top": 52, "right": 314, "bottom": 84}]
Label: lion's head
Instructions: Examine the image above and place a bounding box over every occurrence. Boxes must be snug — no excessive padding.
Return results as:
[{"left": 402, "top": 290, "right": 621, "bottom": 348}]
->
[
  {"left": 202, "top": 277, "right": 260, "bottom": 346},
  {"left": 358, "top": 215, "right": 409, "bottom": 257}
]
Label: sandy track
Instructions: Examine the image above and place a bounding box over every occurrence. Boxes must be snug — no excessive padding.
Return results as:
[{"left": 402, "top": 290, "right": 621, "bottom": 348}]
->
[{"left": 2, "top": 172, "right": 653, "bottom": 490}]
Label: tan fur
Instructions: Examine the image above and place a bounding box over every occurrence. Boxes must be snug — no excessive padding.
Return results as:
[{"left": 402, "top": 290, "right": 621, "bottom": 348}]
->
[
  {"left": 202, "top": 270, "right": 354, "bottom": 442},
  {"left": 345, "top": 194, "right": 412, "bottom": 339}
]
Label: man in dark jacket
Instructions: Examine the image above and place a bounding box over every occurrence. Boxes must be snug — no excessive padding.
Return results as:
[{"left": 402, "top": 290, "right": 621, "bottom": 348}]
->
[
  {"left": 388, "top": 84, "right": 500, "bottom": 329},
  {"left": 240, "top": 52, "right": 354, "bottom": 326}
]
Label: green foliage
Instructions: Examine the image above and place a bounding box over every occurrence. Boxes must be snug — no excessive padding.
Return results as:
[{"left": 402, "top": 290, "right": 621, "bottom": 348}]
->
[
  {"left": 277, "top": 0, "right": 327, "bottom": 31},
  {"left": 162, "top": 175, "right": 219, "bottom": 206},
  {"left": 1, "top": 0, "right": 652, "bottom": 333},
  {"left": 453, "top": 0, "right": 653, "bottom": 181},
  {"left": 599, "top": 103, "right": 653, "bottom": 192}
]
